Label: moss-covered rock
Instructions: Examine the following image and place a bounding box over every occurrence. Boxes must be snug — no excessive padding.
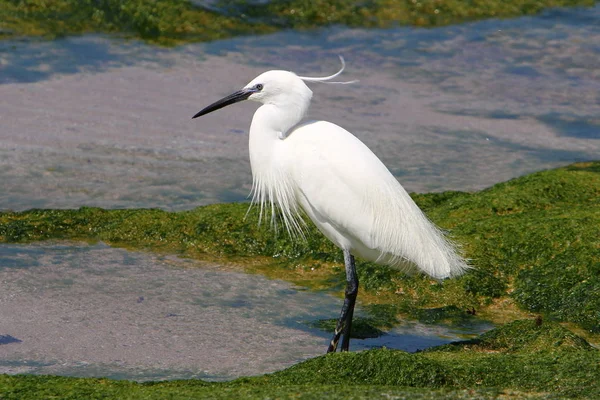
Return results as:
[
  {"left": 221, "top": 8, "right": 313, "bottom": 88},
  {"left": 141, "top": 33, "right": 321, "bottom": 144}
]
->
[
  {"left": 429, "top": 319, "right": 593, "bottom": 353},
  {"left": 0, "top": 0, "right": 596, "bottom": 44},
  {"left": 0, "top": 0, "right": 273, "bottom": 44}
]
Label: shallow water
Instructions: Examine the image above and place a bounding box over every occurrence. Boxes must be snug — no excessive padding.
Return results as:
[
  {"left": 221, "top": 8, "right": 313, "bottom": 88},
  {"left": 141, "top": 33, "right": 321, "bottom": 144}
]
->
[{"left": 0, "top": 242, "right": 490, "bottom": 381}]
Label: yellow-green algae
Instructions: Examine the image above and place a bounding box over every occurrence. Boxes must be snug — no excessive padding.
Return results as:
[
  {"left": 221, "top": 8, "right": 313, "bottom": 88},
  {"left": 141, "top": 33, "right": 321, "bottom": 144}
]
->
[
  {"left": 1, "top": 161, "right": 599, "bottom": 337},
  {"left": 1, "top": 320, "right": 599, "bottom": 399},
  {"left": 0, "top": 0, "right": 597, "bottom": 44},
  {"left": 0, "top": 0, "right": 274, "bottom": 44}
]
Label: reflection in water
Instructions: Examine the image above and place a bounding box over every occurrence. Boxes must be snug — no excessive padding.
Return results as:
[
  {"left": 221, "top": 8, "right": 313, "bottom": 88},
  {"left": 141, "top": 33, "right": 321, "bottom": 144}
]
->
[
  {"left": 538, "top": 113, "right": 600, "bottom": 139},
  {"left": 0, "top": 243, "right": 488, "bottom": 381},
  {"left": 0, "top": 37, "right": 173, "bottom": 84}
]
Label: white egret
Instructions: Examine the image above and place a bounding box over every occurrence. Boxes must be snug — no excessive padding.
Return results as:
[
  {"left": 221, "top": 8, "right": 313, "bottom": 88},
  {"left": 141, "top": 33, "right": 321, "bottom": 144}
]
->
[{"left": 192, "top": 58, "right": 469, "bottom": 353}]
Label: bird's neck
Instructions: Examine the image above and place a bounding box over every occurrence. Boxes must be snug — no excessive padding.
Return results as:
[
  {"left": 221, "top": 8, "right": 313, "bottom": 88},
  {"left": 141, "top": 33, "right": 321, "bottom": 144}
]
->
[
  {"left": 249, "top": 105, "right": 286, "bottom": 176},
  {"left": 248, "top": 102, "right": 306, "bottom": 166},
  {"left": 247, "top": 103, "right": 305, "bottom": 235},
  {"left": 251, "top": 102, "right": 307, "bottom": 140}
]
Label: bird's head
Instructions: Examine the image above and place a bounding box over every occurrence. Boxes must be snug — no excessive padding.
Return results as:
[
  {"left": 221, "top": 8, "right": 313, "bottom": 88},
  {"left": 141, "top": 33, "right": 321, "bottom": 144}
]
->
[
  {"left": 192, "top": 57, "right": 355, "bottom": 120},
  {"left": 243, "top": 70, "right": 312, "bottom": 106},
  {"left": 192, "top": 70, "right": 312, "bottom": 119}
]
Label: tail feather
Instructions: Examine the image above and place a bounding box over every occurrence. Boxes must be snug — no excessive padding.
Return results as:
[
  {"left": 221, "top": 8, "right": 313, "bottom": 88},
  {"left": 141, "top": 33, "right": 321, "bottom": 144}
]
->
[{"left": 369, "top": 182, "right": 470, "bottom": 280}]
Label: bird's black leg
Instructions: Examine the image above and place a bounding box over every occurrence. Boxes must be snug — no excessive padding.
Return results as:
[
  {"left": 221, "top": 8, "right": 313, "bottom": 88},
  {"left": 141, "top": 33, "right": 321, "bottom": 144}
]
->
[{"left": 327, "top": 249, "right": 359, "bottom": 353}]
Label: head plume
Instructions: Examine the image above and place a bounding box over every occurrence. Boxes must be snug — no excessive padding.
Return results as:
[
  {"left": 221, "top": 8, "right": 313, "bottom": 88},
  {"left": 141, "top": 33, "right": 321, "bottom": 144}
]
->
[{"left": 297, "top": 56, "right": 358, "bottom": 85}]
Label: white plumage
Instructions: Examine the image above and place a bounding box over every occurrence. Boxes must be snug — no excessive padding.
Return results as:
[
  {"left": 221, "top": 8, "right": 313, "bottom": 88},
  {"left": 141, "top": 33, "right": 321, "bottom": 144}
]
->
[{"left": 193, "top": 58, "right": 469, "bottom": 352}]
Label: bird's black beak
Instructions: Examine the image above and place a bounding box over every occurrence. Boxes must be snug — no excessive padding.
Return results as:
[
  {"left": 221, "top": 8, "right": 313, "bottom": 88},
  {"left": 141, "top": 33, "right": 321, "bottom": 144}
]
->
[{"left": 192, "top": 88, "right": 256, "bottom": 119}]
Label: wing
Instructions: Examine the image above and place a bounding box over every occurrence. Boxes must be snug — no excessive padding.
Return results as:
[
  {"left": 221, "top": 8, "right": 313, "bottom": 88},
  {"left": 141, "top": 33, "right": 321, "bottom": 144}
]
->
[
  {"left": 282, "top": 121, "right": 468, "bottom": 279},
  {"left": 283, "top": 121, "right": 410, "bottom": 248}
]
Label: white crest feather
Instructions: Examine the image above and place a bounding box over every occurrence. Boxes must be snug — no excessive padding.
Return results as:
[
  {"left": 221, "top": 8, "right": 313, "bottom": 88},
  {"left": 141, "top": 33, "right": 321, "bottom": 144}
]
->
[{"left": 297, "top": 56, "right": 359, "bottom": 85}]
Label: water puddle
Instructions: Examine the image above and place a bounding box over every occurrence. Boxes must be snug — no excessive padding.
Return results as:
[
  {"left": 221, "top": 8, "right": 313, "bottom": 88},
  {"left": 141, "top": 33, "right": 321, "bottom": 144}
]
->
[{"left": 0, "top": 243, "right": 488, "bottom": 381}]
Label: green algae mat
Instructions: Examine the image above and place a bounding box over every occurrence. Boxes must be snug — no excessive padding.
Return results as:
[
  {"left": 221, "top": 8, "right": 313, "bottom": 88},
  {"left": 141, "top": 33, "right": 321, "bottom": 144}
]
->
[
  {"left": 0, "top": 0, "right": 597, "bottom": 45},
  {"left": 1, "top": 161, "right": 599, "bottom": 397}
]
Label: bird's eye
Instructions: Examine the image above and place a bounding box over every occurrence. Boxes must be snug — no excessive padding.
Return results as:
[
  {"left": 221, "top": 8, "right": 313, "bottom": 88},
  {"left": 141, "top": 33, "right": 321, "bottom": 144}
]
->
[{"left": 255, "top": 84, "right": 263, "bottom": 91}]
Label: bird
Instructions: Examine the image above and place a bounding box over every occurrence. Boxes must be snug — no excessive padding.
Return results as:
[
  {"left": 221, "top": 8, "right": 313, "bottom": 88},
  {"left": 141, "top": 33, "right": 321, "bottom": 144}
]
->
[{"left": 192, "top": 57, "right": 469, "bottom": 353}]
